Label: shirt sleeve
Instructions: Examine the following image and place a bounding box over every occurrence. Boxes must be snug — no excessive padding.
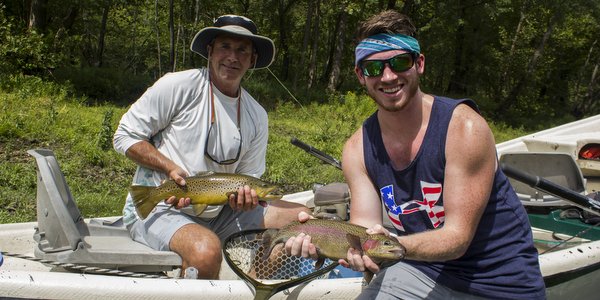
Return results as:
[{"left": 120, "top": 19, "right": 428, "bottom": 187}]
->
[{"left": 113, "top": 73, "right": 181, "bottom": 155}]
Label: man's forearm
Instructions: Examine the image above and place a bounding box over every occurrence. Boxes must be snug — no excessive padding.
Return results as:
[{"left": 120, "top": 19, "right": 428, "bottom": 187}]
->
[{"left": 125, "top": 141, "right": 178, "bottom": 175}]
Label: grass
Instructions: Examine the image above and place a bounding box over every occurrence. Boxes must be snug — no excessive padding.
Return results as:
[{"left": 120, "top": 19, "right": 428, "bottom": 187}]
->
[{"left": 0, "top": 74, "right": 529, "bottom": 224}]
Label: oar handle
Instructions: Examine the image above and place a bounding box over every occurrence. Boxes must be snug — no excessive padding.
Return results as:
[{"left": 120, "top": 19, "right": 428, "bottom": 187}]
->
[
  {"left": 501, "top": 163, "right": 600, "bottom": 216},
  {"left": 291, "top": 137, "right": 342, "bottom": 170}
]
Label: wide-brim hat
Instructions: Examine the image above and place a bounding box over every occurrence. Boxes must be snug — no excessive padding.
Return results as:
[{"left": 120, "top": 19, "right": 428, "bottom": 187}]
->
[{"left": 190, "top": 15, "right": 276, "bottom": 69}]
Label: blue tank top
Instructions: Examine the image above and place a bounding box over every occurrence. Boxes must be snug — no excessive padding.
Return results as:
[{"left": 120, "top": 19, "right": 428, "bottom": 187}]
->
[{"left": 362, "top": 96, "right": 545, "bottom": 299}]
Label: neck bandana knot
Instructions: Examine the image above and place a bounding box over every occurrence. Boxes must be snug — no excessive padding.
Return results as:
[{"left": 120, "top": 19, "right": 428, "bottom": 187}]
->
[{"left": 355, "top": 33, "right": 421, "bottom": 66}]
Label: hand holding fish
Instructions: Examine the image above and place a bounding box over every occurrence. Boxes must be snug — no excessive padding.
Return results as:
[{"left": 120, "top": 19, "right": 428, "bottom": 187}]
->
[
  {"left": 164, "top": 167, "right": 191, "bottom": 209},
  {"left": 270, "top": 217, "right": 405, "bottom": 272},
  {"left": 283, "top": 212, "right": 319, "bottom": 260},
  {"left": 340, "top": 224, "right": 393, "bottom": 273},
  {"left": 228, "top": 185, "right": 260, "bottom": 211},
  {"left": 130, "top": 172, "right": 282, "bottom": 219}
]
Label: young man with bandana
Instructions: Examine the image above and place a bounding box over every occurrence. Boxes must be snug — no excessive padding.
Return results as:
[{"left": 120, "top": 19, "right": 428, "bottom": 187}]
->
[
  {"left": 286, "top": 10, "right": 545, "bottom": 299},
  {"left": 114, "top": 15, "right": 308, "bottom": 279}
]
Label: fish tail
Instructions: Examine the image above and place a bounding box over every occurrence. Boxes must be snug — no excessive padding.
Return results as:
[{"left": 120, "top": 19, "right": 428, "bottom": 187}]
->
[
  {"left": 130, "top": 185, "right": 162, "bottom": 219},
  {"left": 261, "top": 228, "right": 279, "bottom": 261}
]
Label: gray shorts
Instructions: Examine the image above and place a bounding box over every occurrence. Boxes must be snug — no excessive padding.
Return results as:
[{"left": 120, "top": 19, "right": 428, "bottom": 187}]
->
[
  {"left": 127, "top": 203, "right": 265, "bottom": 251},
  {"left": 358, "top": 261, "right": 488, "bottom": 300}
]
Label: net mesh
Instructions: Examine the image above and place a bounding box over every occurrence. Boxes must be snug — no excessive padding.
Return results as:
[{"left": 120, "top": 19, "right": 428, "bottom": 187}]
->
[{"left": 223, "top": 230, "right": 336, "bottom": 282}]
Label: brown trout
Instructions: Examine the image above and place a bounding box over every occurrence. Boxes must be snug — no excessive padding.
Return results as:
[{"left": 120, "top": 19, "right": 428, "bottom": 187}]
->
[
  {"left": 130, "top": 171, "right": 282, "bottom": 219},
  {"left": 261, "top": 219, "right": 405, "bottom": 266}
]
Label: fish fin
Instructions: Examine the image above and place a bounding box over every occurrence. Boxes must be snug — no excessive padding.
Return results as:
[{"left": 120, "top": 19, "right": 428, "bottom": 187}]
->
[
  {"left": 191, "top": 203, "right": 207, "bottom": 216},
  {"left": 315, "top": 257, "right": 325, "bottom": 269},
  {"left": 261, "top": 229, "right": 280, "bottom": 261},
  {"left": 346, "top": 234, "right": 364, "bottom": 253},
  {"left": 130, "top": 185, "right": 162, "bottom": 219}
]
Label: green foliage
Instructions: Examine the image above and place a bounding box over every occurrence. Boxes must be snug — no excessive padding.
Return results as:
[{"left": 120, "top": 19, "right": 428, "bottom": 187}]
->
[
  {"left": 97, "top": 109, "right": 115, "bottom": 151},
  {"left": 0, "top": 75, "right": 134, "bottom": 223},
  {"left": 0, "top": 5, "right": 58, "bottom": 75},
  {"left": 264, "top": 92, "right": 376, "bottom": 191},
  {"left": 53, "top": 67, "right": 151, "bottom": 105},
  {"left": 3, "top": 1, "right": 600, "bottom": 124},
  {"left": 0, "top": 73, "right": 530, "bottom": 223}
]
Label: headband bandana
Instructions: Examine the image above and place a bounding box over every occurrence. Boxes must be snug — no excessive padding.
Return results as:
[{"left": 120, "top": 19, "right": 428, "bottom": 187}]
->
[{"left": 355, "top": 33, "right": 421, "bottom": 66}]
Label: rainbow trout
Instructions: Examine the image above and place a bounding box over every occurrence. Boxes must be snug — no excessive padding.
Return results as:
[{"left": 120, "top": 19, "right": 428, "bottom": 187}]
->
[
  {"left": 262, "top": 219, "right": 405, "bottom": 267},
  {"left": 130, "top": 171, "right": 282, "bottom": 219}
]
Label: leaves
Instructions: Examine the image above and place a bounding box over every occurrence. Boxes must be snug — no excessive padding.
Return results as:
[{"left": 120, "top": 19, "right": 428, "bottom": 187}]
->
[{"left": 1, "top": 0, "right": 599, "bottom": 125}]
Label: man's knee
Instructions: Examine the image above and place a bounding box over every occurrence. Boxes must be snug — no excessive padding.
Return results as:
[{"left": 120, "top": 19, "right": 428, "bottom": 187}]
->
[
  {"left": 170, "top": 224, "right": 222, "bottom": 278},
  {"left": 170, "top": 224, "right": 221, "bottom": 259}
]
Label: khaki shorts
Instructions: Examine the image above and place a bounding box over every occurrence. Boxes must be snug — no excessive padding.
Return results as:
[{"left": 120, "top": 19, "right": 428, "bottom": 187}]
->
[{"left": 127, "top": 203, "right": 265, "bottom": 251}]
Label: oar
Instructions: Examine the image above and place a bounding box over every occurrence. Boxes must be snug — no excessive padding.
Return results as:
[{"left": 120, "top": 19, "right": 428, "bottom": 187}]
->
[
  {"left": 501, "top": 163, "right": 600, "bottom": 216},
  {"left": 290, "top": 137, "right": 342, "bottom": 170}
]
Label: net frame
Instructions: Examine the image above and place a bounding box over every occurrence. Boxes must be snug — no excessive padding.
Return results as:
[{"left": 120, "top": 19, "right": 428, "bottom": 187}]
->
[{"left": 223, "top": 228, "right": 339, "bottom": 300}]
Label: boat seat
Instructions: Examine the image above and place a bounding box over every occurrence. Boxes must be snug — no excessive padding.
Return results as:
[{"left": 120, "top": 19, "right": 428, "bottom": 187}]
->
[
  {"left": 499, "top": 152, "right": 586, "bottom": 208},
  {"left": 28, "top": 149, "right": 181, "bottom": 273}
]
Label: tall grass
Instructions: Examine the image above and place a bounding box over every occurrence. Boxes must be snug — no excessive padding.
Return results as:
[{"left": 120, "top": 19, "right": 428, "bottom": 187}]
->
[{"left": 0, "top": 74, "right": 528, "bottom": 224}]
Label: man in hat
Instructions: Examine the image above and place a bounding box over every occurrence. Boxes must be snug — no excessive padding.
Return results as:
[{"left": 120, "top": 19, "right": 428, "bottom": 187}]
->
[
  {"left": 114, "top": 14, "right": 308, "bottom": 279},
  {"left": 285, "top": 10, "right": 545, "bottom": 299}
]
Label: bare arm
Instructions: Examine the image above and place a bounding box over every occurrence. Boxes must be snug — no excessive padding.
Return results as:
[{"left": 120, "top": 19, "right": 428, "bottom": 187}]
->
[
  {"left": 126, "top": 140, "right": 191, "bottom": 207},
  {"left": 126, "top": 140, "right": 188, "bottom": 185},
  {"left": 340, "top": 128, "right": 388, "bottom": 273},
  {"left": 344, "top": 129, "right": 383, "bottom": 228}
]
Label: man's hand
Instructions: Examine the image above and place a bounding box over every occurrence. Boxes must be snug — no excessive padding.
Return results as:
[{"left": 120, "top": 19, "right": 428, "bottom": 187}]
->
[
  {"left": 228, "top": 185, "right": 260, "bottom": 211},
  {"left": 339, "top": 224, "right": 391, "bottom": 273},
  {"left": 164, "top": 167, "right": 190, "bottom": 208},
  {"left": 283, "top": 211, "right": 318, "bottom": 259}
]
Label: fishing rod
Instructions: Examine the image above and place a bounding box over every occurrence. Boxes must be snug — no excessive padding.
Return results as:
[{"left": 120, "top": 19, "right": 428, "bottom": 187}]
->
[
  {"left": 290, "top": 137, "right": 342, "bottom": 170},
  {"left": 501, "top": 163, "right": 600, "bottom": 217}
]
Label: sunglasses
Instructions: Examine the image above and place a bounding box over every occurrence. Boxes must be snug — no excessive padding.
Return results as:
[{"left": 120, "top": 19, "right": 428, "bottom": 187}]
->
[
  {"left": 204, "top": 83, "right": 243, "bottom": 165},
  {"left": 360, "top": 53, "right": 416, "bottom": 77},
  {"left": 204, "top": 123, "right": 242, "bottom": 165}
]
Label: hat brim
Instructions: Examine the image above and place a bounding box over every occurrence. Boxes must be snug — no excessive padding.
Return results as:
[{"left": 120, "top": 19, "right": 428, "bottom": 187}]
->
[{"left": 190, "top": 26, "right": 275, "bottom": 69}]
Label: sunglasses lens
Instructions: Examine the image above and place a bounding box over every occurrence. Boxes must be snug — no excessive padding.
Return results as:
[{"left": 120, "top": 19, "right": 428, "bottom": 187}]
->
[
  {"left": 362, "top": 61, "right": 385, "bottom": 77},
  {"left": 361, "top": 53, "right": 415, "bottom": 77},
  {"left": 389, "top": 54, "right": 414, "bottom": 73}
]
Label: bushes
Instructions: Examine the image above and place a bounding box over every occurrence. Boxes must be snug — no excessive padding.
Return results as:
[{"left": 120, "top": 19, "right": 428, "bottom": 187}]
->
[
  {"left": 0, "top": 6, "right": 58, "bottom": 76},
  {"left": 53, "top": 66, "right": 151, "bottom": 105}
]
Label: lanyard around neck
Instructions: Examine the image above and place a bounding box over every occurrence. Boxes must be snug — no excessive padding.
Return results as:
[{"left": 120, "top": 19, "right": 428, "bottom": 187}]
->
[{"left": 209, "top": 82, "right": 241, "bottom": 129}]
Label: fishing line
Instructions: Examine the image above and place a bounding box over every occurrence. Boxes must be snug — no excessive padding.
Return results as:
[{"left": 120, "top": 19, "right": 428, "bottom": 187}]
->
[
  {"left": 542, "top": 219, "right": 600, "bottom": 254},
  {"left": 264, "top": 67, "right": 329, "bottom": 134}
]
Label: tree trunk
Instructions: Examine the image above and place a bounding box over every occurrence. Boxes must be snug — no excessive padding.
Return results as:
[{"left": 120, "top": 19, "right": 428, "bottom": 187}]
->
[
  {"left": 587, "top": 63, "right": 599, "bottom": 112},
  {"left": 277, "top": 0, "right": 298, "bottom": 80},
  {"left": 293, "top": 0, "right": 314, "bottom": 89},
  {"left": 169, "top": 0, "right": 175, "bottom": 72},
  {"left": 155, "top": 0, "right": 162, "bottom": 76},
  {"left": 504, "top": 8, "right": 563, "bottom": 113},
  {"left": 573, "top": 39, "right": 597, "bottom": 117},
  {"left": 307, "top": 0, "right": 320, "bottom": 89},
  {"left": 386, "top": 0, "right": 397, "bottom": 9},
  {"left": 446, "top": 4, "right": 467, "bottom": 95},
  {"left": 501, "top": 0, "right": 528, "bottom": 94},
  {"left": 327, "top": 7, "right": 347, "bottom": 92},
  {"left": 96, "top": 1, "right": 111, "bottom": 67},
  {"left": 28, "top": 0, "right": 48, "bottom": 32},
  {"left": 400, "top": 0, "right": 415, "bottom": 15}
]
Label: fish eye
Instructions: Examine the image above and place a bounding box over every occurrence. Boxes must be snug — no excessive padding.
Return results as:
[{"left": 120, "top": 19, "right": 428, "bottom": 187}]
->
[{"left": 384, "top": 240, "right": 392, "bottom": 246}]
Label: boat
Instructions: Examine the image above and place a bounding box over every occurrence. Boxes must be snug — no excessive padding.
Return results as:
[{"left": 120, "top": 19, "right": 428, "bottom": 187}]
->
[{"left": 2, "top": 115, "right": 600, "bottom": 299}]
